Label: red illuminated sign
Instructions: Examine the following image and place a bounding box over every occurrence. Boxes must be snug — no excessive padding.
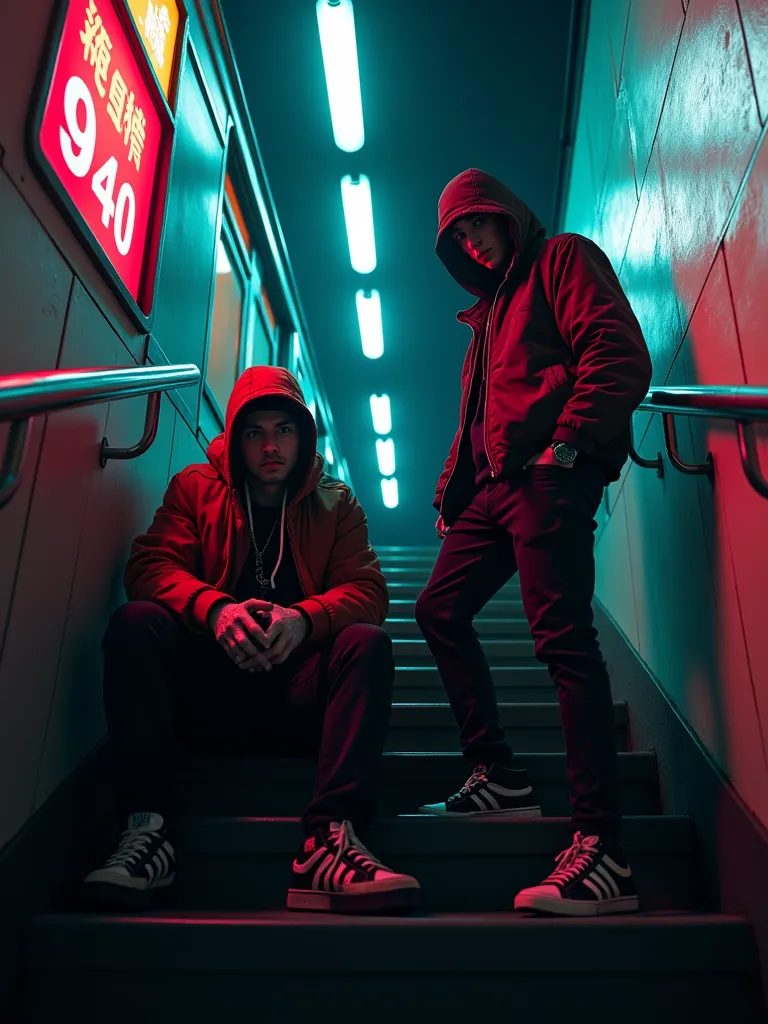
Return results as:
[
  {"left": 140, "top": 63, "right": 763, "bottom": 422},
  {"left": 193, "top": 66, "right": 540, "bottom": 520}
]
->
[{"left": 31, "top": 0, "right": 173, "bottom": 322}]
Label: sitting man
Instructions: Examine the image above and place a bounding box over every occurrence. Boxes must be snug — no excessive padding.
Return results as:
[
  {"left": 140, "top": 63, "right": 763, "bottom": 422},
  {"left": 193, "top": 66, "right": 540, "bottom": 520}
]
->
[{"left": 82, "top": 365, "right": 421, "bottom": 915}]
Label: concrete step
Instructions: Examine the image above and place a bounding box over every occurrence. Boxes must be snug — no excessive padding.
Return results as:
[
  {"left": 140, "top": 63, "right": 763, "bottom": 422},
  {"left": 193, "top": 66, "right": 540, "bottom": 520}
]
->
[
  {"left": 162, "top": 815, "right": 704, "bottom": 913},
  {"left": 387, "top": 617, "right": 530, "bottom": 638},
  {"left": 376, "top": 545, "right": 441, "bottom": 557},
  {"left": 387, "top": 581, "right": 522, "bottom": 602},
  {"left": 385, "top": 702, "right": 628, "bottom": 752},
  {"left": 394, "top": 665, "right": 554, "bottom": 703},
  {"left": 176, "top": 751, "right": 661, "bottom": 817},
  {"left": 379, "top": 565, "right": 439, "bottom": 582},
  {"left": 394, "top": 637, "right": 535, "bottom": 664},
  {"left": 376, "top": 544, "right": 442, "bottom": 552},
  {"left": 388, "top": 598, "right": 525, "bottom": 619},
  {"left": 25, "top": 912, "right": 761, "bottom": 1023}
]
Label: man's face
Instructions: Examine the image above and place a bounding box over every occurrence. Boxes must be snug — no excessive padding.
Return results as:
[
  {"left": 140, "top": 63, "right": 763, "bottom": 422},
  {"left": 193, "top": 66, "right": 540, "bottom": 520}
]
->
[
  {"left": 239, "top": 408, "right": 301, "bottom": 486},
  {"left": 451, "top": 214, "right": 511, "bottom": 271}
]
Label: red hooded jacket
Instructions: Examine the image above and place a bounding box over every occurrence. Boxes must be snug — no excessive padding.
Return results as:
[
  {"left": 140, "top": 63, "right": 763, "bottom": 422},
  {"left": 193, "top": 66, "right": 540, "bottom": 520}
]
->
[
  {"left": 124, "top": 366, "right": 388, "bottom": 640},
  {"left": 434, "top": 168, "right": 652, "bottom": 525}
]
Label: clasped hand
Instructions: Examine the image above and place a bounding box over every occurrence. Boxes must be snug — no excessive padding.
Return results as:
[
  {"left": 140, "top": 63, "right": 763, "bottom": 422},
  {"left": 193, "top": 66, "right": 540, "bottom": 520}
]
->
[{"left": 210, "top": 599, "right": 309, "bottom": 673}]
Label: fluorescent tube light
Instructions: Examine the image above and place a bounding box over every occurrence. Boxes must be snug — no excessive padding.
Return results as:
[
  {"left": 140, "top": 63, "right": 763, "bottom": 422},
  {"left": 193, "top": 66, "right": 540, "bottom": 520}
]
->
[
  {"left": 381, "top": 477, "right": 399, "bottom": 508},
  {"left": 376, "top": 438, "right": 395, "bottom": 476},
  {"left": 369, "top": 394, "right": 391, "bottom": 435},
  {"left": 355, "top": 289, "right": 383, "bottom": 359},
  {"left": 341, "top": 174, "right": 376, "bottom": 273},
  {"left": 316, "top": 0, "right": 365, "bottom": 152},
  {"left": 324, "top": 444, "right": 335, "bottom": 465}
]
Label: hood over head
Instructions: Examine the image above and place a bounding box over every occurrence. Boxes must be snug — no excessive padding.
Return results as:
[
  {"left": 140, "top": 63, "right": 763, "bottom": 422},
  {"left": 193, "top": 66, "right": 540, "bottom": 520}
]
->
[
  {"left": 435, "top": 168, "right": 547, "bottom": 299},
  {"left": 206, "top": 365, "right": 321, "bottom": 502}
]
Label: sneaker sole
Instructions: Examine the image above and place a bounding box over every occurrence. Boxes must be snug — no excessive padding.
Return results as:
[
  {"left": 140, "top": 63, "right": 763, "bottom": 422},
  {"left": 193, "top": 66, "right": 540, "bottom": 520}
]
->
[
  {"left": 287, "top": 885, "right": 423, "bottom": 914},
  {"left": 514, "top": 893, "right": 640, "bottom": 916},
  {"left": 417, "top": 805, "right": 543, "bottom": 819}
]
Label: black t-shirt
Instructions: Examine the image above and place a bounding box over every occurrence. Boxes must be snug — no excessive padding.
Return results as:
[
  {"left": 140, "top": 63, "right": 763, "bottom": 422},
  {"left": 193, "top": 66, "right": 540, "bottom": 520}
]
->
[
  {"left": 469, "top": 314, "right": 493, "bottom": 487},
  {"left": 233, "top": 502, "right": 305, "bottom": 608},
  {"left": 469, "top": 373, "right": 493, "bottom": 488}
]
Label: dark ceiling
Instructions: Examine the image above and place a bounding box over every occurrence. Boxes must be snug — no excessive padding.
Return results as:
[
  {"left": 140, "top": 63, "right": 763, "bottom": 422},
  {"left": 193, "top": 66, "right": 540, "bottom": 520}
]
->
[{"left": 220, "top": 0, "right": 575, "bottom": 546}]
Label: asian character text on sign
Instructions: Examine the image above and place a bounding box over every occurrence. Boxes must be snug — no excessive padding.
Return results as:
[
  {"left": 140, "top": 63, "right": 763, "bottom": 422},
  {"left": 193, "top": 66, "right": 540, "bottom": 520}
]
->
[
  {"left": 80, "top": 0, "right": 112, "bottom": 97},
  {"left": 37, "top": 0, "right": 168, "bottom": 311},
  {"left": 143, "top": 3, "right": 172, "bottom": 68},
  {"left": 126, "top": 0, "right": 180, "bottom": 100},
  {"left": 82, "top": 1, "right": 147, "bottom": 170}
]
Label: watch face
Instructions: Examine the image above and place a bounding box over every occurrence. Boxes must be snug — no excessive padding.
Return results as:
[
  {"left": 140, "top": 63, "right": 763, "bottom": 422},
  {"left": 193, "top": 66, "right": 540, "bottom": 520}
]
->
[{"left": 554, "top": 443, "right": 578, "bottom": 463}]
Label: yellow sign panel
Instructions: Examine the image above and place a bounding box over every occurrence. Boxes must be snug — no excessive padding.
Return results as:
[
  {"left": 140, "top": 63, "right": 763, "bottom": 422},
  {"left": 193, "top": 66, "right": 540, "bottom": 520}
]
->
[{"left": 126, "top": 0, "right": 181, "bottom": 100}]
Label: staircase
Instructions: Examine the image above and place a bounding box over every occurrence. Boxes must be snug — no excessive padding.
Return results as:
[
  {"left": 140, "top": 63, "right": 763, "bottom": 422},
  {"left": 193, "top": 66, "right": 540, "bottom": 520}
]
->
[{"left": 22, "top": 546, "right": 763, "bottom": 1021}]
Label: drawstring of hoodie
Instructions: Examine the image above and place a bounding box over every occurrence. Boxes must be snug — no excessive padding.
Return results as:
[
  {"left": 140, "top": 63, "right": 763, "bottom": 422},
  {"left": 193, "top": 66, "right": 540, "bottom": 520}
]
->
[
  {"left": 271, "top": 489, "right": 288, "bottom": 588},
  {"left": 244, "top": 486, "right": 288, "bottom": 590}
]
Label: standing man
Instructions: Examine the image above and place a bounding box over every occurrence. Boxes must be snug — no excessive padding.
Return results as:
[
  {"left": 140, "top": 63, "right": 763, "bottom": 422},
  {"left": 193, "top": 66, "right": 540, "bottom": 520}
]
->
[
  {"left": 415, "top": 168, "right": 652, "bottom": 916},
  {"left": 83, "top": 365, "right": 421, "bottom": 915}
]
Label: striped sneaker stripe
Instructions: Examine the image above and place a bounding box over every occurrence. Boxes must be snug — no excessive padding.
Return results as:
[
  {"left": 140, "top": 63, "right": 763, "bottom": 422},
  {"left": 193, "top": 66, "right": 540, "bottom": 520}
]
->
[
  {"left": 294, "top": 847, "right": 326, "bottom": 876},
  {"left": 587, "top": 870, "right": 612, "bottom": 899},
  {"left": 479, "top": 788, "right": 501, "bottom": 811},
  {"left": 596, "top": 863, "right": 621, "bottom": 897},
  {"left": 582, "top": 876, "right": 604, "bottom": 900},
  {"left": 332, "top": 860, "right": 348, "bottom": 889},
  {"left": 316, "top": 853, "right": 336, "bottom": 891},
  {"left": 487, "top": 782, "right": 533, "bottom": 798},
  {"left": 603, "top": 854, "right": 633, "bottom": 878}
]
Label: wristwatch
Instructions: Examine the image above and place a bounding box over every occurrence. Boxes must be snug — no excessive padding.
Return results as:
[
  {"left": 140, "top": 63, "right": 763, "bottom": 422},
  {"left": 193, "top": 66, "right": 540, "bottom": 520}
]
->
[{"left": 550, "top": 442, "right": 578, "bottom": 465}]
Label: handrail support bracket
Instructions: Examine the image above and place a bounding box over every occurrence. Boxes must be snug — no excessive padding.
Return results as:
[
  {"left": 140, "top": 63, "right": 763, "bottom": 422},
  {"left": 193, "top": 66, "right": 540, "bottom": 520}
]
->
[
  {"left": 0, "top": 418, "right": 32, "bottom": 511},
  {"left": 662, "top": 412, "right": 714, "bottom": 480},
  {"left": 100, "top": 391, "right": 162, "bottom": 468},
  {"left": 736, "top": 420, "right": 768, "bottom": 499}
]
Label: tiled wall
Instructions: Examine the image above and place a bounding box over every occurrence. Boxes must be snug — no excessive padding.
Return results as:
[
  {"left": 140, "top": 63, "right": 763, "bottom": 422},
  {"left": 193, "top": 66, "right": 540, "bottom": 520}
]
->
[{"left": 565, "top": 0, "right": 768, "bottom": 828}]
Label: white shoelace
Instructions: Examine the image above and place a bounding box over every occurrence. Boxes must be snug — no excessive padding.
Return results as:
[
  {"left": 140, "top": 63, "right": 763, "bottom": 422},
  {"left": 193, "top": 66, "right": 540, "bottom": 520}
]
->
[
  {"left": 105, "top": 829, "right": 159, "bottom": 868},
  {"left": 545, "top": 832, "right": 599, "bottom": 886},
  {"left": 448, "top": 764, "right": 489, "bottom": 804},
  {"left": 329, "top": 821, "right": 391, "bottom": 876}
]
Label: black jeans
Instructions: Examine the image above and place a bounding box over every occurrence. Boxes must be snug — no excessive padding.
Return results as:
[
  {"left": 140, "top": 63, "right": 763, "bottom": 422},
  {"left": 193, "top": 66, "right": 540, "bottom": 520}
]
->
[
  {"left": 102, "top": 602, "right": 394, "bottom": 835},
  {"left": 415, "top": 460, "right": 621, "bottom": 839}
]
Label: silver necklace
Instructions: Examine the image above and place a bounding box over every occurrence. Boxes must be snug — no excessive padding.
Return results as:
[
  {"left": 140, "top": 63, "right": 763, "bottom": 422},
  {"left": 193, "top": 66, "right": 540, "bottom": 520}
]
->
[{"left": 245, "top": 487, "right": 279, "bottom": 592}]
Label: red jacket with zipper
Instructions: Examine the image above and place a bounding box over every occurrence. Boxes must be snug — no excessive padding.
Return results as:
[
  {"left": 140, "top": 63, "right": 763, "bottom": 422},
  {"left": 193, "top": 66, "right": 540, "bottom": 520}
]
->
[
  {"left": 124, "top": 366, "right": 388, "bottom": 640},
  {"left": 434, "top": 168, "right": 652, "bottom": 526}
]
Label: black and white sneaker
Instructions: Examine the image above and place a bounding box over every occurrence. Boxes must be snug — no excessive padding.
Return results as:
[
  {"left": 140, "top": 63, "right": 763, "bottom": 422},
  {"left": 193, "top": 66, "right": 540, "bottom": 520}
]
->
[
  {"left": 287, "top": 820, "right": 422, "bottom": 913},
  {"left": 514, "top": 831, "right": 639, "bottom": 916},
  {"left": 418, "top": 763, "right": 543, "bottom": 818},
  {"left": 82, "top": 812, "right": 175, "bottom": 909}
]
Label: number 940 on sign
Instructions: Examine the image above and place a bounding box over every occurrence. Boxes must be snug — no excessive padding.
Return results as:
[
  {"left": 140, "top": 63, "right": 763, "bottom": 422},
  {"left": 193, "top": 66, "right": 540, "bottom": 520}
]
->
[{"left": 60, "top": 74, "right": 136, "bottom": 256}]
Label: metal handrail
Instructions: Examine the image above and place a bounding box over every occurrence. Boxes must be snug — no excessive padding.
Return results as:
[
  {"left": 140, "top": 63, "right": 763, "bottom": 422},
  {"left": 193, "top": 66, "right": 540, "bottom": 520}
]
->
[
  {"left": 628, "top": 384, "right": 768, "bottom": 499},
  {"left": 0, "top": 364, "right": 200, "bottom": 510}
]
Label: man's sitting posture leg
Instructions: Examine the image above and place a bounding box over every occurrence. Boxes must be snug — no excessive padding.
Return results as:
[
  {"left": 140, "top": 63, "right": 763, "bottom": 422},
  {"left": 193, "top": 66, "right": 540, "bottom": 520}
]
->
[
  {"left": 82, "top": 366, "right": 420, "bottom": 914},
  {"left": 83, "top": 607, "right": 419, "bottom": 913},
  {"left": 286, "top": 623, "right": 421, "bottom": 912}
]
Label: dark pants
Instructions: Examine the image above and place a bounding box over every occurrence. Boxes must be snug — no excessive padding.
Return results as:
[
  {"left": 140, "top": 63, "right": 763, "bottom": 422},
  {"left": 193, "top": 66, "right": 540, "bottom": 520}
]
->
[
  {"left": 102, "top": 602, "right": 394, "bottom": 835},
  {"left": 415, "top": 461, "right": 621, "bottom": 839}
]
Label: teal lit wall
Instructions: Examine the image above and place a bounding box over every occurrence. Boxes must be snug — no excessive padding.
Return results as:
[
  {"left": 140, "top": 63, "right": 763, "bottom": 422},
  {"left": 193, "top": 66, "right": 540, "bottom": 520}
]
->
[{"left": 563, "top": 0, "right": 768, "bottom": 830}]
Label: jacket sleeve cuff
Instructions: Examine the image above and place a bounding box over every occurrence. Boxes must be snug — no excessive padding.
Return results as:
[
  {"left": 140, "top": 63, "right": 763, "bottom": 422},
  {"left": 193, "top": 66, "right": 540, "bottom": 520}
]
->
[
  {"left": 296, "top": 606, "right": 314, "bottom": 638},
  {"left": 292, "top": 597, "right": 331, "bottom": 644},
  {"left": 192, "top": 588, "right": 234, "bottom": 631},
  {"left": 552, "top": 426, "right": 596, "bottom": 455}
]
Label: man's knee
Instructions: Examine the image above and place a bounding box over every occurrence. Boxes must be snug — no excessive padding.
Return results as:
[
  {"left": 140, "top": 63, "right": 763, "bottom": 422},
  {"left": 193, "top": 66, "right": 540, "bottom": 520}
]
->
[
  {"left": 102, "top": 600, "right": 174, "bottom": 650},
  {"left": 337, "top": 622, "right": 392, "bottom": 658},
  {"left": 414, "top": 588, "right": 448, "bottom": 633},
  {"left": 331, "top": 625, "right": 394, "bottom": 698},
  {"left": 531, "top": 619, "right": 599, "bottom": 664}
]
